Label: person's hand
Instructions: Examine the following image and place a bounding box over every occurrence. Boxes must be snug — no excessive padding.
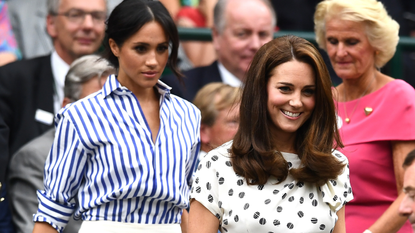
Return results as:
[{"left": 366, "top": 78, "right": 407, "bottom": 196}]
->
[{"left": 0, "top": 53, "right": 17, "bottom": 66}]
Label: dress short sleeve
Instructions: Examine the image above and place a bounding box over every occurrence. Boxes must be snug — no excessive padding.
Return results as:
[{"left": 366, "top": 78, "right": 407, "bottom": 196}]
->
[
  {"left": 319, "top": 150, "right": 354, "bottom": 212},
  {"left": 190, "top": 146, "right": 226, "bottom": 220},
  {"left": 191, "top": 144, "right": 354, "bottom": 233},
  {"left": 336, "top": 80, "right": 415, "bottom": 144}
]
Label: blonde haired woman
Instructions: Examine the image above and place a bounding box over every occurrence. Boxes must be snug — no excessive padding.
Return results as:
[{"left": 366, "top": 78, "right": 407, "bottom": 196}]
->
[{"left": 314, "top": 0, "right": 415, "bottom": 232}]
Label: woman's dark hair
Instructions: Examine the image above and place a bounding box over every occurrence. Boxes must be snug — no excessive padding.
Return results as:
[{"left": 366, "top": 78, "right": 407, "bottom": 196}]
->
[
  {"left": 102, "top": 0, "right": 182, "bottom": 79},
  {"left": 231, "top": 35, "right": 344, "bottom": 186}
]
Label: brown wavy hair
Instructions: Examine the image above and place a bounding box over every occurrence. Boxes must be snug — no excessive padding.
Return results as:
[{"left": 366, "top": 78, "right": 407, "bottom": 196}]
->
[{"left": 231, "top": 35, "right": 344, "bottom": 186}]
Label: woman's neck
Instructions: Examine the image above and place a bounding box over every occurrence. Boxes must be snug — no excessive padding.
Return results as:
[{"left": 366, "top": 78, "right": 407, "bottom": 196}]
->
[
  {"left": 117, "top": 75, "right": 159, "bottom": 103},
  {"left": 270, "top": 131, "right": 297, "bottom": 154},
  {"left": 134, "top": 87, "right": 159, "bottom": 104},
  {"left": 339, "top": 70, "right": 378, "bottom": 102}
]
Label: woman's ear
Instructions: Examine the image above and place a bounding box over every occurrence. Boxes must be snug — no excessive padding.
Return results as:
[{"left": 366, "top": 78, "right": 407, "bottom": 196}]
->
[{"left": 109, "top": 38, "right": 119, "bottom": 57}]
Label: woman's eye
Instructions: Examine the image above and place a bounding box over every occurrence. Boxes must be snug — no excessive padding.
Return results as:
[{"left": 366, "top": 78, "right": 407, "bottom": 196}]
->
[
  {"left": 327, "top": 38, "right": 338, "bottom": 45},
  {"left": 346, "top": 39, "right": 359, "bottom": 46},
  {"left": 157, "top": 45, "right": 168, "bottom": 53},
  {"left": 135, "top": 46, "right": 146, "bottom": 53},
  {"left": 303, "top": 89, "right": 315, "bottom": 96},
  {"left": 278, "top": 86, "right": 291, "bottom": 92}
]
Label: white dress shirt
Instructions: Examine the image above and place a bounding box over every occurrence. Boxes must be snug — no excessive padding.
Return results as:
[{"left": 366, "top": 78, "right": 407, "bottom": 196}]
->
[
  {"left": 51, "top": 51, "right": 70, "bottom": 114},
  {"left": 34, "top": 75, "right": 201, "bottom": 233},
  {"left": 217, "top": 62, "right": 242, "bottom": 87}
]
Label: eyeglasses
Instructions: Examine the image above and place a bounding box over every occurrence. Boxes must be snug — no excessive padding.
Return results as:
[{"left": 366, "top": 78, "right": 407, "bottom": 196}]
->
[{"left": 53, "top": 9, "right": 106, "bottom": 24}]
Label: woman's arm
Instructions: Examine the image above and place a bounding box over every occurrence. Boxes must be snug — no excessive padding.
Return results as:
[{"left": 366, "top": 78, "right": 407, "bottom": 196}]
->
[
  {"left": 32, "top": 222, "right": 57, "bottom": 233},
  {"left": 188, "top": 200, "right": 220, "bottom": 233},
  {"left": 333, "top": 206, "right": 346, "bottom": 233},
  {"left": 33, "top": 117, "right": 87, "bottom": 232},
  {"left": 367, "top": 140, "right": 415, "bottom": 232},
  {"left": 181, "top": 209, "right": 189, "bottom": 233}
]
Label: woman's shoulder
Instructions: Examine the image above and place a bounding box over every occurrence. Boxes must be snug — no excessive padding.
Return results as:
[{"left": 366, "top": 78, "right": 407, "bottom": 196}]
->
[
  {"left": 374, "top": 79, "right": 415, "bottom": 111},
  {"left": 318, "top": 150, "right": 353, "bottom": 212},
  {"left": 379, "top": 79, "right": 415, "bottom": 96},
  {"left": 198, "top": 141, "right": 233, "bottom": 167},
  {"left": 331, "top": 150, "right": 349, "bottom": 164},
  {"left": 167, "top": 93, "right": 201, "bottom": 114},
  {"left": 56, "top": 91, "right": 103, "bottom": 124}
]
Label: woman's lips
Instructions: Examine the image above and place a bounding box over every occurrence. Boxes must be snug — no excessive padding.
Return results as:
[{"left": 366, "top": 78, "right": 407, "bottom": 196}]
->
[
  {"left": 335, "top": 60, "right": 352, "bottom": 65},
  {"left": 142, "top": 72, "right": 158, "bottom": 78},
  {"left": 281, "top": 109, "right": 302, "bottom": 119}
]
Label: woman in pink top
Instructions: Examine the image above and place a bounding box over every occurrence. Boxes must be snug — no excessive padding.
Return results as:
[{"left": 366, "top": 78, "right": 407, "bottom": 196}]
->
[{"left": 314, "top": 0, "right": 415, "bottom": 232}]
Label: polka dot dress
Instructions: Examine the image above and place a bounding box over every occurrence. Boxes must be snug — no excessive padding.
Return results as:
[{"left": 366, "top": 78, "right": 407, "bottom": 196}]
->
[{"left": 190, "top": 141, "right": 353, "bottom": 233}]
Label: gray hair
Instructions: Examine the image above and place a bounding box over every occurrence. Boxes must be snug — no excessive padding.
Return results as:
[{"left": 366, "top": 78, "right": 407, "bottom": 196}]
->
[
  {"left": 47, "top": 0, "right": 109, "bottom": 15},
  {"left": 64, "top": 54, "right": 115, "bottom": 101},
  {"left": 213, "top": 0, "right": 277, "bottom": 34},
  {"left": 47, "top": 0, "right": 61, "bottom": 14}
]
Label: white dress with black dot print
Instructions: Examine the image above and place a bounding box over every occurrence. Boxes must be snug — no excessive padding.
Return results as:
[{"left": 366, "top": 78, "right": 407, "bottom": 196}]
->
[{"left": 190, "top": 141, "right": 353, "bottom": 233}]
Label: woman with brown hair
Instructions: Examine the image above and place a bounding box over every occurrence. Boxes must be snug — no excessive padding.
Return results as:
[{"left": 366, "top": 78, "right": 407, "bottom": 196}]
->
[{"left": 188, "top": 35, "right": 353, "bottom": 233}]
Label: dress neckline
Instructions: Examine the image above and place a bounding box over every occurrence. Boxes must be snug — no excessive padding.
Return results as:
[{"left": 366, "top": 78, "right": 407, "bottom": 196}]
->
[{"left": 335, "top": 79, "right": 398, "bottom": 104}]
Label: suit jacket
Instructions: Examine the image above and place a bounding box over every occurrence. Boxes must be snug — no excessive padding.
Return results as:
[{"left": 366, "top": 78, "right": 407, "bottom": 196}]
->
[
  {"left": 161, "top": 61, "right": 222, "bottom": 102},
  {"left": 0, "top": 55, "right": 54, "bottom": 186},
  {"left": 7, "top": 128, "right": 82, "bottom": 233}
]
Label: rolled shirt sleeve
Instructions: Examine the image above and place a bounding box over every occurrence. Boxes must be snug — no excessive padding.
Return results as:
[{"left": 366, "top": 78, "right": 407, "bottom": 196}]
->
[{"left": 33, "top": 114, "right": 87, "bottom": 233}]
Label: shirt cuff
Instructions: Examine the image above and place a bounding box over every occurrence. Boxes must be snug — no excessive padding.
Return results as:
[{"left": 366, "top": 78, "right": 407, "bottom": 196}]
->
[{"left": 33, "top": 190, "right": 75, "bottom": 233}]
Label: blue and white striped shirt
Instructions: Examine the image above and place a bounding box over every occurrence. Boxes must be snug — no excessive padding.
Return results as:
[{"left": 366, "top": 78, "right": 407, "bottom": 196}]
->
[{"left": 33, "top": 75, "right": 201, "bottom": 233}]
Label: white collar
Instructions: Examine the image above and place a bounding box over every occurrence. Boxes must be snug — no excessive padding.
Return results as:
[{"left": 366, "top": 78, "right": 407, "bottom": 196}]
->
[
  {"left": 51, "top": 51, "right": 70, "bottom": 114},
  {"left": 200, "top": 150, "right": 208, "bottom": 158},
  {"left": 217, "top": 62, "right": 242, "bottom": 87}
]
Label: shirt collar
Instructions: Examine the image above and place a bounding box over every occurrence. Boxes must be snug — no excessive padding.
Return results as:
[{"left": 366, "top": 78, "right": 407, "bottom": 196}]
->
[
  {"left": 217, "top": 62, "right": 243, "bottom": 87},
  {"left": 51, "top": 50, "right": 70, "bottom": 114},
  {"left": 51, "top": 51, "right": 70, "bottom": 83},
  {"left": 102, "top": 74, "right": 172, "bottom": 99}
]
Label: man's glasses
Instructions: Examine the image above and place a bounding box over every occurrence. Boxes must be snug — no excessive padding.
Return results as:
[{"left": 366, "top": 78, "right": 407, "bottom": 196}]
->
[{"left": 53, "top": 9, "right": 106, "bottom": 24}]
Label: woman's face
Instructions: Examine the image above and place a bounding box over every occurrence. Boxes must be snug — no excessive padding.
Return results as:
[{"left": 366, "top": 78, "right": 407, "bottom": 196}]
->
[
  {"left": 267, "top": 60, "right": 316, "bottom": 139},
  {"left": 325, "top": 18, "right": 376, "bottom": 80},
  {"left": 109, "top": 21, "right": 169, "bottom": 91}
]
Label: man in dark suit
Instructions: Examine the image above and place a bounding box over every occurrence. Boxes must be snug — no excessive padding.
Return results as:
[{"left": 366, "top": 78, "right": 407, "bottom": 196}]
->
[
  {"left": 161, "top": 0, "right": 276, "bottom": 101},
  {"left": 0, "top": 0, "right": 107, "bottom": 231}
]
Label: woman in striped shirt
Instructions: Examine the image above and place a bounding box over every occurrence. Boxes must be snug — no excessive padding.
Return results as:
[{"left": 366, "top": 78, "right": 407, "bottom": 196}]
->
[{"left": 32, "top": 1, "right": 201, "bottom": 233}]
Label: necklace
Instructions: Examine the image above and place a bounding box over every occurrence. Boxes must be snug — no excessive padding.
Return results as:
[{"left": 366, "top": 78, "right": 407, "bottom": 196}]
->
[{"left": 343, "top": 74, "right": 376, "bottom": 123}]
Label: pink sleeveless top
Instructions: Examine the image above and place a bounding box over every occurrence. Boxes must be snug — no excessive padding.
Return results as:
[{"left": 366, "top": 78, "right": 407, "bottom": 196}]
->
[{"left": 334, "top": 80, "right": 415, "bottom": 233}]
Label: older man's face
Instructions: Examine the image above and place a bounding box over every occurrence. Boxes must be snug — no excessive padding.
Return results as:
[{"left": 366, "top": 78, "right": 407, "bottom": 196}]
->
[
  {"left": 47, "top": 0, "right": 106, "bottom": 64},
  {"left": 213, "top": 0, "right": 274, "bottom": 81},
  {"left": 399, "top": 162, "right": 415, "bottom": 226}
]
